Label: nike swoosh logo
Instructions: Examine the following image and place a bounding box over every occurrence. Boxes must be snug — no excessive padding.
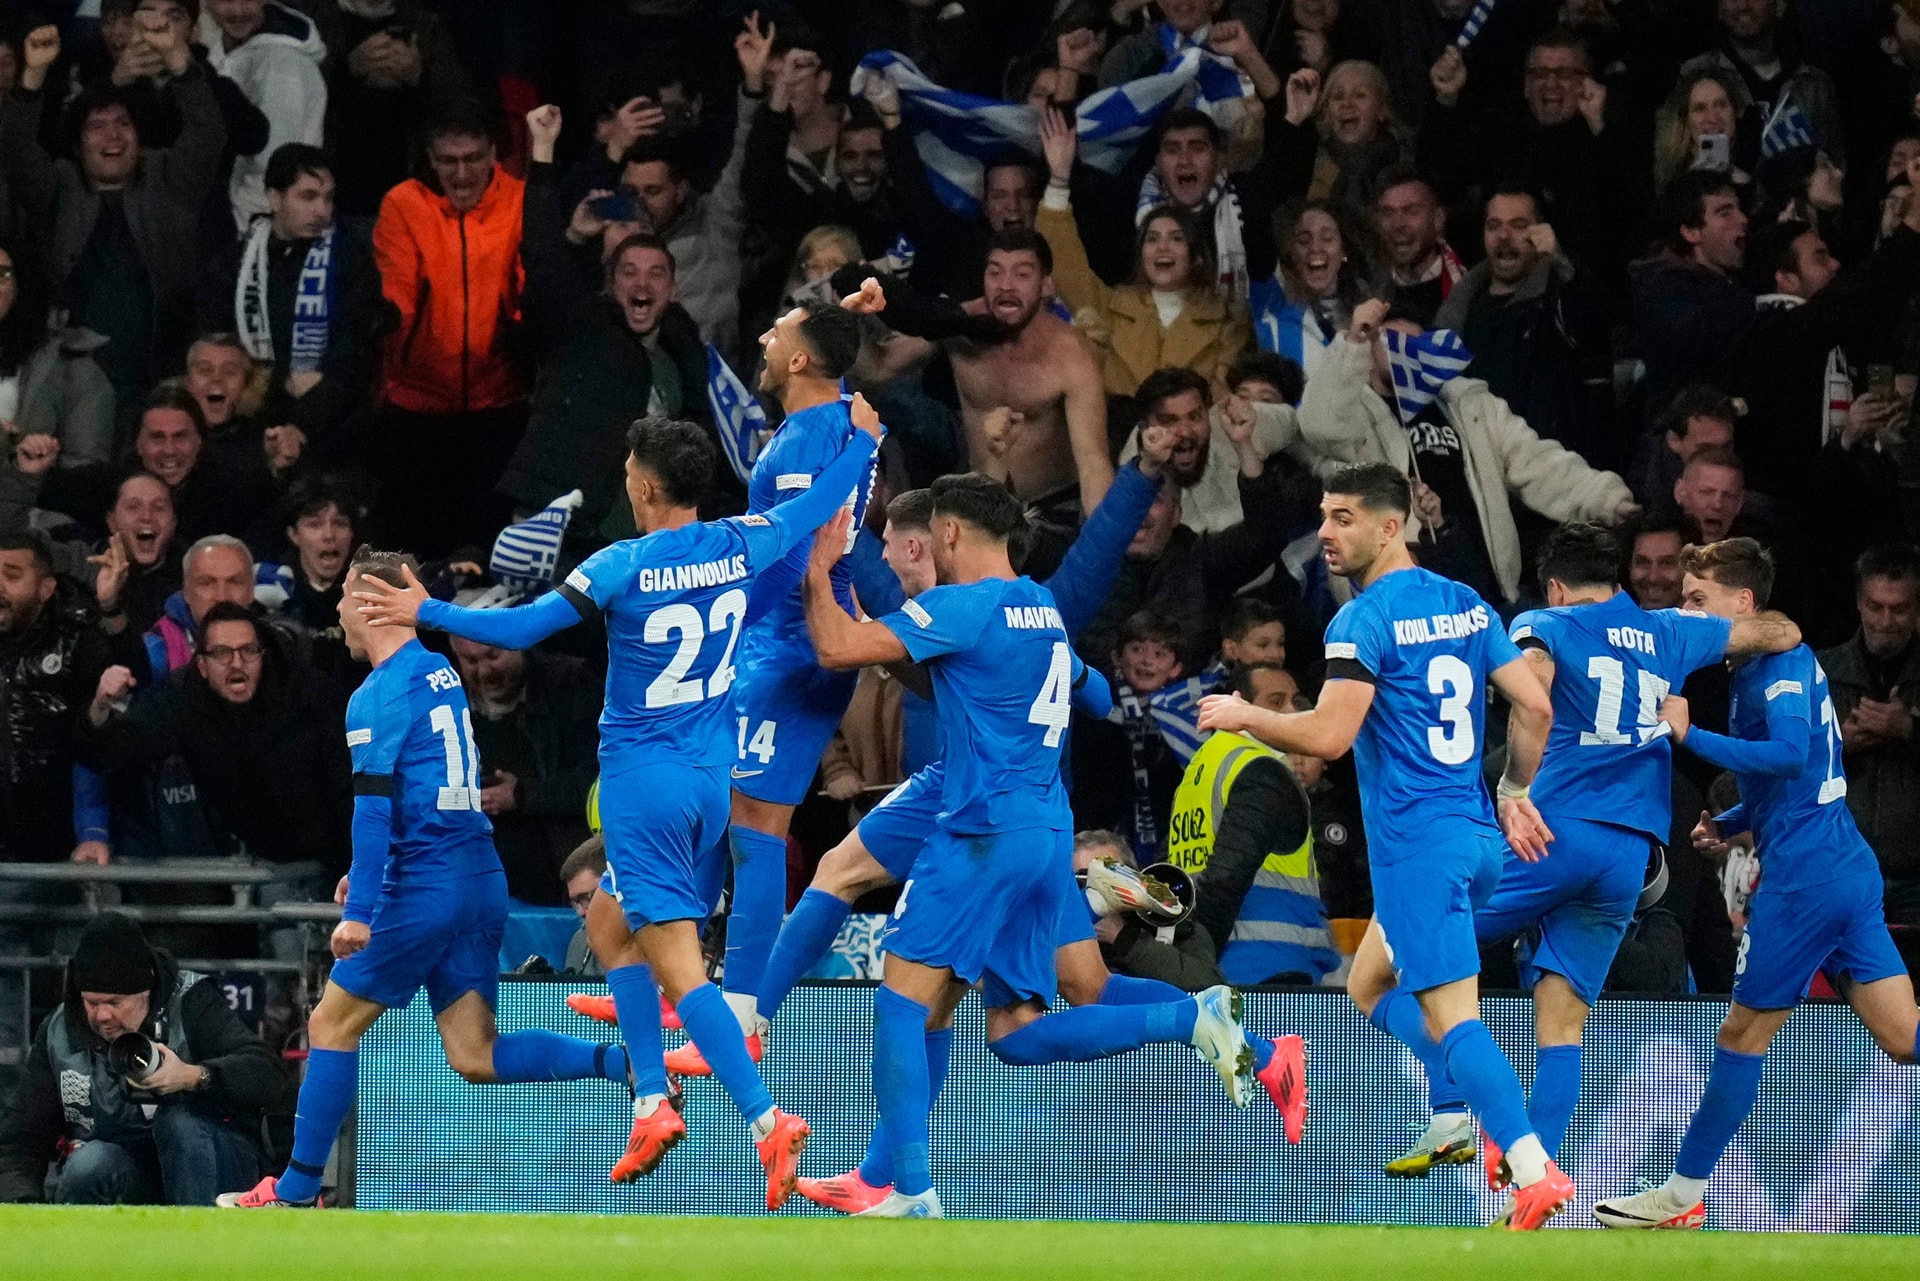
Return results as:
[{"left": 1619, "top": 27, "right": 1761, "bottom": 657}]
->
[{"left": 731, "top": 768, "right": 765, "bottom": 779}]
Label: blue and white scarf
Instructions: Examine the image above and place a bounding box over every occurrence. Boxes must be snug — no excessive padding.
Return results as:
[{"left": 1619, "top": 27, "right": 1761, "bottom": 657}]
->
[
  {"left": 237, "top": 222, "right": 335, "bottom": 373},
  {"left": 1136, "top": 169, "right": 1248, "bottom": 297},
  {"left": 1454, "top": 0, "right": 1496, "bottom": 49}
]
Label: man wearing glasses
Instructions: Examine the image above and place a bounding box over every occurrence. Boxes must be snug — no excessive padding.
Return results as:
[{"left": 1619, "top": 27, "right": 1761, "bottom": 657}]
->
[{"left": 77, "top": 600, "right": 354, "bottom": 963}]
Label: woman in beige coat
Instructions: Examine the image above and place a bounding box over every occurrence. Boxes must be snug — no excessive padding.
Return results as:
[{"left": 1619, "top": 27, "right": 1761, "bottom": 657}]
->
[
  {"left": 1037, "top": 110, "right": 1251, "bottom": 399},
  {"left": 1298, "top": 299, "right": 1637, "bottom": 606}
]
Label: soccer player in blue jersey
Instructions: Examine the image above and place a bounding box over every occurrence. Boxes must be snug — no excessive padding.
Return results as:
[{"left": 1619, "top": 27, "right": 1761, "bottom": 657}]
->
[
  {"left": 1385, "top": 523, "right": 1802, "bottom": 1179},
  {"left": 675, "top": 295, "right": 881, "bottom": 1074},
  {"left": 800, "top": 475, "right": 1250, "bottom": 1218},
  {"left": 1197, "top": 463, "right": 1579, "bottom": 1229},
  {"left": 217, "top": 548, "right": 638, "bottom": 1209},
  {"left": 350, "top": 408, "right": 883, "bottom": 1208},
  {"left": 1595, "top": 539, "right": 1920, "bottom": 1229}
]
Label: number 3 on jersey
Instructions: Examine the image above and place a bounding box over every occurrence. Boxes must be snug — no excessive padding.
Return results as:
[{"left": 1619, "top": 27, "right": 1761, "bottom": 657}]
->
[
  {"left": 428, "top": 703, "right": 483, "bottom": 812},
  {"left": 1426, "top": 654, "right": 1475, "bottom": 763}
]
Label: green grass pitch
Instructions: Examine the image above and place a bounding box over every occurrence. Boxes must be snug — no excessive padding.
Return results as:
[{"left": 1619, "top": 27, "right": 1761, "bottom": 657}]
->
[{"left": 2, "top": 1207, "right": 1917, "bottom": 1281}]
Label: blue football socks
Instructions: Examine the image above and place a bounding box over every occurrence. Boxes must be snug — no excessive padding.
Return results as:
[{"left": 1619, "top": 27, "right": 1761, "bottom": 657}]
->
[
  {"left": 1370, "top": 987, "right": 1468, "bottom": 1114},
  {"left": 490, "top": 1029, "right": 629, "bottom": 1084},
  {"left": 757, "top": 888, "right": 852, "bottom": 1021},
  {"left": 1440, "top": 1019, "right": 1532, "bottom": 1150},
  {"left": 277, "top": 1046, "right": 357, "bottom": 1203},
  {"left": 1097, "top": 974, "right": 1272, "bottom": 1070},
  {"left": 1674, "top": 1046, "right": 1766, "bottom": 1181},
  {"left": 1528, "top": 1043, "right": 1582, "bottom": 1158},
  {"left": 1096, "top": 973, "right": 1186, "bottom": 1006},
  {"left": 872, "top": 987, "right": 935, "bottom": 1197},
  {"left": 606, "top": 963, "right": 670, "bottom": 1098},
  {"left": 987, "top": 1001, "right": 1198, "bottom": 1066},
  {"left": 678, "top": 981, "right": 777, "bottom": 1123},
  {"left": 858, "top": 1025, "right": 953, "bottom": 1189},
  {"left": 723, "top": 826, "right": 788, "bottom": 1002}
]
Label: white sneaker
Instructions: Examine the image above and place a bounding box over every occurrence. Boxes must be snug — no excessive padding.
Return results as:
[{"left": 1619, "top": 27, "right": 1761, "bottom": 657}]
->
[
  {"left": 1593, "top": 1185, "right": 1705, "bottom": 1230},
  {"left": 854, "top": 1188, "right": 944, "bottom": 1218},
  {"left": 1190, "top": 985, "right": 1253, "bottom": 1109}
]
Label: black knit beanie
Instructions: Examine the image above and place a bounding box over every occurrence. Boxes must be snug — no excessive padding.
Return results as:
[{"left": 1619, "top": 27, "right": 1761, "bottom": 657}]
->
[{"left": 70, "top": 913, "right": 157, "bottom": 997}]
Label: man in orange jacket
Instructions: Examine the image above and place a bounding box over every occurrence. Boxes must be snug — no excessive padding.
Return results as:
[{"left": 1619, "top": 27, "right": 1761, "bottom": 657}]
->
[{"left": 371, "top": 102, "right": 528, "bottom": 557}]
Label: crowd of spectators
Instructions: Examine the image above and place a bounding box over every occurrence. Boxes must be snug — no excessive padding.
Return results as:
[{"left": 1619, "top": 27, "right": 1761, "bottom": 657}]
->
[{"left": 2, "top": 0, "right": 1920, "bottom": 1198}]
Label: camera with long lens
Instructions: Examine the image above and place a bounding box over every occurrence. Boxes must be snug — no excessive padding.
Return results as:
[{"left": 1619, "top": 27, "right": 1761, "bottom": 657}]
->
[{"left": 106, "top": 1032, "right": 162, "bottom": 1083}]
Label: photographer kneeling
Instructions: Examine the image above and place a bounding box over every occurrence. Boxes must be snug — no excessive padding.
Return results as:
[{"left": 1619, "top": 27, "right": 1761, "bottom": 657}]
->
[{"left": 0, "top": 914, "right": 290, "bottom": 1204}]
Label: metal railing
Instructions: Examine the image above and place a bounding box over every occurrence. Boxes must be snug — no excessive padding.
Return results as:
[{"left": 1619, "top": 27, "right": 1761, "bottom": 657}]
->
[{"left": 0, "top": 860, "right": 342, "bottom": 1067}]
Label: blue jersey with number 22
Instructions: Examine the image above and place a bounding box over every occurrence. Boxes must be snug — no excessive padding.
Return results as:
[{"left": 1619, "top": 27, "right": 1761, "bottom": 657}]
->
[
  {"left": 1323, "top": 567, "right": 1522, "bottom": 863},
  {"left": 879, "top": 577, "right": 1083, "bottom": 835},
  {"left": 564, "top": 516, "right": 807, "bottom": 770}
]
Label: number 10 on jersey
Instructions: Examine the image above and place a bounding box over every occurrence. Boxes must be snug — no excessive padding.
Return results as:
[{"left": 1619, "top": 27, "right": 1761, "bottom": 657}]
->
[{"left": 429, "top": 703, "right": 484, "bottom": 812}]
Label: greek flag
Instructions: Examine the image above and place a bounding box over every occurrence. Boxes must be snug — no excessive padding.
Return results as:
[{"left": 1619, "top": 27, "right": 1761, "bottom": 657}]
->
[
  {"left": 1155, "top": 25, "right": 1252, "bottom": 109},
  {"left": 850, "top": 49, "right": 1204, "bottom": 216},
  {"left": 1761, "top": 94, "right": 1814, "bottom": 159},
  {"left": 1382, "top": 327, "right": 1473, "bottom": 424},
  {"left": 490, "top": 490, "right": 582, "bottom": 598},
  {"left": 850, "top": 51, "right": 1042, "bottom": 216},
  {"left": 1076, "top": 47, "right": 1214, "bottom": 174},
  {"left": 705, "top": 344, "right": 767, "bottom": 485},
  {"left": 1455, "top": 0, "right": 1495, "bottom": 48}
]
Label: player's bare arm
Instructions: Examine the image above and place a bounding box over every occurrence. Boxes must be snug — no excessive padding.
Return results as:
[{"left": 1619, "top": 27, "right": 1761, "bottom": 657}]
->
[
  {"left": 804, "top": 510, "right": 911, "bottom": 670},
  {"left": 1724, "top": 609, "right": 1802, "bottom": 658},
  {"left": 1198, "top": 678, "right": 1375, "bottom": 760},
  {"left": 1491, "top": 655, "right": 1556, "bottom": 861}
]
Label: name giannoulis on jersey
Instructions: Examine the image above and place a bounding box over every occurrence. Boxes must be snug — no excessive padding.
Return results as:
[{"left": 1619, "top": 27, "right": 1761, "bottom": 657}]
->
[
  {"left": 635, "top": 556, "right": 750, "bottom": 594},
  {"left": 1392, "top": 604, "right": 1491, "bottom": 646}
]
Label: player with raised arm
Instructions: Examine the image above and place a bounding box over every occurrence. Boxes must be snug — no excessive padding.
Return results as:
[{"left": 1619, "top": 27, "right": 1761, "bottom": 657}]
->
[
  {"left": 800, "top": 476, "right": 1250, "bottom": 1218},
  {"left": 1196, "top": 463, "right": 1576, "bottom": 1229},
  {"left": 1594, "top": 539, "right": 1920, "bottom": 1230},
  {"left": 567, "top": 428, "right": 1308, "bottom": 1215},
  {"left": 351, "top": 407, "right": 883, "bottom": 1208},
  {"left": 216, "top": 549, "right": 638, "bottom": 1209},
  {"left": 790, "top": 454, "right": 1303, "bottom": 1213},
  {"left": 1383, "top": 523, "right": 1802, "bottom": 1180},
  {"left": 681, "top": 297, "right": 883, "bottom": 1076}
]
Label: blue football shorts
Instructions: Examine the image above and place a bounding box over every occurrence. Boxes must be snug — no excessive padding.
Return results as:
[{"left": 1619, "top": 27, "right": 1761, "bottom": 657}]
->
[
  {"left": 1474, "top": 815, "right": 1649, "bottom": 1005},
  {"left": 330, "top": 866, "right": 506, "bottom": 1014}
]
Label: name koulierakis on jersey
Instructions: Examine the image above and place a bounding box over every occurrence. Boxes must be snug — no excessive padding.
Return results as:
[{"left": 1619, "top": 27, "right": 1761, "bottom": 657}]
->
[{"left": 1389, "top": 603, "right": 1493, "bottom": 646}]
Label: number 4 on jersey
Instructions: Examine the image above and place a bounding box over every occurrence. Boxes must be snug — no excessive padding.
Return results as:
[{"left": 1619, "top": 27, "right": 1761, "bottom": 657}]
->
[{"left": 1028, "top": 642, "right": 1074, "bottom": 748}]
